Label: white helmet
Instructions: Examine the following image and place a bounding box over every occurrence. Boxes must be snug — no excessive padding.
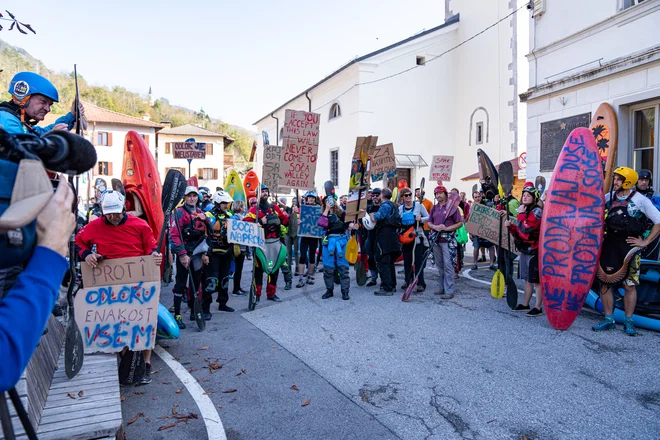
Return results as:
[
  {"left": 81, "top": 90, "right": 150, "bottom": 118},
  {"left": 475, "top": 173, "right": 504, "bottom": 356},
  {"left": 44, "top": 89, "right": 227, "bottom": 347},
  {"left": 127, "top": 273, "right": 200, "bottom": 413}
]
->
[
  {"left": 101, "top": 190, "right": 125, "bottom": 215},
  {"left": 212, "top": 190, "right": 233, "bottom": 205},
  {"left": 361, "top": 215, "right": 376, "bottom": 230},
  {"left": 184, "top": 186, "right": 198, "bottom": 196}
]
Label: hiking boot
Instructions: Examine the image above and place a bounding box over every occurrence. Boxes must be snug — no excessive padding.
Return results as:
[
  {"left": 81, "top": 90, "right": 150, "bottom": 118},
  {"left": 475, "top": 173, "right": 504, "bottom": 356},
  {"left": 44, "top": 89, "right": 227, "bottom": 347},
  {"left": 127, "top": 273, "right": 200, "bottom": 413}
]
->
[
  {"left": 233, "top": 289, "right": 248, "bottom": 296},
  {"left": 489, "top": 265, "right": 497, "bottom": 271},
  {"left": 255, "top": 295, "right": 261, "bottom": 303},
  {"left": 416, "top": 286, "right": 425, "bottom": 293},
  {"left": 401, "top": 284, "right": 408, "bottom": 291},
  {"left": 285, "top": 282, "right": 292, "bottom": 290},
  {"left": 433, "top": 290, "right": 445, "bottom": 296},
  {"left": 246, "top": 254, "right": 252, "bottom": 260},
  {"left": 218, "top": 305, "right": 234, "bottom": 312},
  {"left": 203, "top": 312, "right": 212, "bottom": 321},
  {"left": 513, "top": 304, "right": 531, "bottom": 312},
  {"left": 374, "top": 289, "right": 394, "bottom": 296},
  {"left": 306, "top": 276, "right": 314, "bottom": 285},
  {"left": 440, "top": 293, "right": 454, "bottom": 300},
  {"left": 296, "top": 278, "right": 306, "bottom": 288},
  {"left": 175, "top": 315, "right": 186, "bottom": 329},
  {"left": 139, "top": 364, "right": 152, "bottom": 384},
  {"left": 367, "top": 280, "right": 377, "bottom": 287},
  {"left": 342, "top": 292, "right": 350, "bottom": 300},
  {"left": 268, "top": 295, "right": 282, "bottom": 302},
  {"left": 622, "top": 318, "right": 639, "bottom": 336},
  {"left": 322, "top": 290, "right": 333, "bottom": 299},
  {"left": 592, "top": 317, "right": 616, "bottom": 332},
  {"left": 526, "top": 308, "right": 544, "bottom": 317},
  {"left": 478, "top": 257, "right": 486, "bottom": 262},
  {"left": 471, "top": 264, "right": 478, "bottom": 270},
  {"left": 190, "top": 313, "right": 196, "bottom": 321},
  {"left": 168, "top": 305, "right": 175, "bottom": 313}
]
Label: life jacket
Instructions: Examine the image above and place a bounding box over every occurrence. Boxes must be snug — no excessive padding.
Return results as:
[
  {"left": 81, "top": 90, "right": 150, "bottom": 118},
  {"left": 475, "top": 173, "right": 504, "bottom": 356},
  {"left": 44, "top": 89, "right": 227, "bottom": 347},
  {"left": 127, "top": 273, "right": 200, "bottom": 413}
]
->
[
  {"left": 0, "top": 101, "right": 37, "bottom": 134},
  {"left": 208, "top": 209, "right": 230, "bottom": 251},
  {"left": 401, "top": 202, "right": 416, "bottom": 226},
  {"left": 605, "top": 192, "right": 647, "bottom": 236},
  {"left": 0, "top": 159, "right": 36, "bottom": 269}
]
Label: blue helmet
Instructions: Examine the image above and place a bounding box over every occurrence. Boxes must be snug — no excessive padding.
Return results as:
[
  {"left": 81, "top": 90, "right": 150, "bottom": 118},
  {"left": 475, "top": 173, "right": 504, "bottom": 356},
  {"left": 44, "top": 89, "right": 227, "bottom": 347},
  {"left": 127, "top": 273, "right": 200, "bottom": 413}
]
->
[{"left": 8, "top": 72, "right": 59, "bottom": 104}]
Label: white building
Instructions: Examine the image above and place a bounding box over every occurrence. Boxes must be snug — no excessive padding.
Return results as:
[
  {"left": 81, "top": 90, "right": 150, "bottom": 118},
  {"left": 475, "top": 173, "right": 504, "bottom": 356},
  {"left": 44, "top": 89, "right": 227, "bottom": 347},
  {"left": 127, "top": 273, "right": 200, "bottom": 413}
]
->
[
  {"left": 254, "top": 0, "right": 529, "bottom": 197},
  {"left": 521, "top": 0, "right": 660, "bottom": 189}
]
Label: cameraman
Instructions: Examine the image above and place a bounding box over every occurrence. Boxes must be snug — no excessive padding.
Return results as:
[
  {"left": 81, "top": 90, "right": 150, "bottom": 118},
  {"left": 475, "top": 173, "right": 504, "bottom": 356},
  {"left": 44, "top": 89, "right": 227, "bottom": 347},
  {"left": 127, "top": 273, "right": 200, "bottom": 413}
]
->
[
  {"left": 0, "top": 72, "right": 85, "bottom": 135},
  {"left": 0, "top": 175, "right": 75, "bottom": 391}
]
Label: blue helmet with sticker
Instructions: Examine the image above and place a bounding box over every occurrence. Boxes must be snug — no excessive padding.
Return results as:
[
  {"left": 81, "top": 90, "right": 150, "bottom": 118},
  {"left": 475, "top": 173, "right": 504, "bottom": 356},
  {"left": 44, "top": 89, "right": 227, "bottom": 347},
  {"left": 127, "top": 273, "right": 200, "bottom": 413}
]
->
[{"left": 8, "top": 72, "right": 59, "bottom": 105}]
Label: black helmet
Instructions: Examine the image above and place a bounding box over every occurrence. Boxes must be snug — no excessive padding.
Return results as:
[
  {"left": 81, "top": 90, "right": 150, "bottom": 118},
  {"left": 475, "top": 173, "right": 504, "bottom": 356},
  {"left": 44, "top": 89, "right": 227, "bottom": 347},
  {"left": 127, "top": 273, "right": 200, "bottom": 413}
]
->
[{"left": 638, "top": 169, "right": 652, "bottom": 183}]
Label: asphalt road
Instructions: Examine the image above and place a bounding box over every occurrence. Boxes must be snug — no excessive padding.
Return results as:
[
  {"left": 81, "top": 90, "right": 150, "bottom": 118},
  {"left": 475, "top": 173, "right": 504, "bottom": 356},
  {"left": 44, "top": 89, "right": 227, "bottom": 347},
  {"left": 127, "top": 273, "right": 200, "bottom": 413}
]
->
[{"left": 122, "top": 257, "right": 660, "bottom": 440}]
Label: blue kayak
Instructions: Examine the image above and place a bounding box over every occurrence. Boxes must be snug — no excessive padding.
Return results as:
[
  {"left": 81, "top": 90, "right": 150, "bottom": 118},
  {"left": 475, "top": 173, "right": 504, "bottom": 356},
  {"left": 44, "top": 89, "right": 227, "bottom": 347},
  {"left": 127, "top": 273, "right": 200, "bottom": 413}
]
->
[
  {"left": 586, "top": 259, "right": 660, "bottom": 331},
  {"left": 157, "top": 303, "right": 180, "bottom": 340}
]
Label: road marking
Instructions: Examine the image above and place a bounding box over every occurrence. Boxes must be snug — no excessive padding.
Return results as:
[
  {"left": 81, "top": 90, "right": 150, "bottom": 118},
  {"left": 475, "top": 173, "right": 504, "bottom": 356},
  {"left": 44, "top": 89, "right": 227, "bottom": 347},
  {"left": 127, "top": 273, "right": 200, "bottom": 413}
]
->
[
  {"left": 461, "top": 268, "right": 524, "bottom": 294},
  {"left": 154, "top": 345, "right": 226, "bottom": 440}
]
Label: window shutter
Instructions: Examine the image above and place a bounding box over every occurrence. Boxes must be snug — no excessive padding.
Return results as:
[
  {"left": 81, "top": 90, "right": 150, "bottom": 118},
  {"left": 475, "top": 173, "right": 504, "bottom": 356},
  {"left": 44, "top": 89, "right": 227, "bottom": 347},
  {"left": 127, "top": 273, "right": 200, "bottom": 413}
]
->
[
  {"left": 109, "top": 162, "right": 114, "bottom": 176},
  {"left": 165, "top": 142, "right": 171, "bottom": 154},
  {"left": 207, "top": 143, "right": 213, "bottom": 155},
  {"left": 213, "top": 169, "right": 218, "bottom": 180},
  {"left": 165, "top": 167, "right": 170, "bottom": 175},
  {"left": 91, "top": 131, "right": 97, "bottom": 146},
  {"left": 532, "top": 0, "right": 545, "bottom": 17},
  {"left": 198, "top": 168, "right": 203, "bottom": 179},
  {"left": 145, "top": 134, "right": 150, "bottom": 144},
  {"left": 108, "top": 133, "right": 113, "bottom": 146}
]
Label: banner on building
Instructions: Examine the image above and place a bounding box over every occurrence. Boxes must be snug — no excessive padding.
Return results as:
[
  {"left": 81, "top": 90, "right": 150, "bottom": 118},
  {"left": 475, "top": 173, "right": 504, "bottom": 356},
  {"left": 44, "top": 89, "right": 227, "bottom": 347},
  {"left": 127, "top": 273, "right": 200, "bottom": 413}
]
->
[
  {"left": 75, "top": 256, "right": 161, "bottom": 354},
  {"left": 173, "top": 142, "right": 207, "bottom": 159},
  {"left": 279, "top": 110, "right": 320, "bottom": 190},
  {"left": 429, "top": 155, "right": 454, "bottom": 182}
]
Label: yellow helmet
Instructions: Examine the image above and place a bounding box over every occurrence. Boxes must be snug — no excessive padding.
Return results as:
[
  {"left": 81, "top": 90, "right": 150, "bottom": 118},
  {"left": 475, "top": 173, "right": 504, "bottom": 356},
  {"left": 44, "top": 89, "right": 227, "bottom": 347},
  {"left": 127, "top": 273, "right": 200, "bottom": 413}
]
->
[{"left": 613, "top": 166, "right": 638, "bottom": 189}]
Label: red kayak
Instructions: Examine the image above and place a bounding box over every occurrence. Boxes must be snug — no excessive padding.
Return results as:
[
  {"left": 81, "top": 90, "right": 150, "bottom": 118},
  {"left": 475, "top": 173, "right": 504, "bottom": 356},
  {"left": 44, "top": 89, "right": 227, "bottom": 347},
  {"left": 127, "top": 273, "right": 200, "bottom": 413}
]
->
[
  {"left": 121, "top": 131, "right": 165, "bottom": 252},
  {"left": 539, "top": 127, "right": 605, "bottom": 330}
]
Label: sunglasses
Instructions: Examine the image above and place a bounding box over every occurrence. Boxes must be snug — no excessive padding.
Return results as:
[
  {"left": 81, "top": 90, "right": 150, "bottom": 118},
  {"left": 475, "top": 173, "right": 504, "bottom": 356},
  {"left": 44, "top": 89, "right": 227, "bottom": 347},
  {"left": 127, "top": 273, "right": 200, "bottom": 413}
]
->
[{"left": 401, "top": 193, "right": 412, "bottom": 197}]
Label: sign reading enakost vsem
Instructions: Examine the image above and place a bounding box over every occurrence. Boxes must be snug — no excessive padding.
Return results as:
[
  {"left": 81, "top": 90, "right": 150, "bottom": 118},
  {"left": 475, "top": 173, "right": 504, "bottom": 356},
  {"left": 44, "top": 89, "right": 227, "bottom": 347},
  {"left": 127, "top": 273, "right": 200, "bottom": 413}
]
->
[{"left": 173, "top": 142, "right": 207, "bottom": 159}]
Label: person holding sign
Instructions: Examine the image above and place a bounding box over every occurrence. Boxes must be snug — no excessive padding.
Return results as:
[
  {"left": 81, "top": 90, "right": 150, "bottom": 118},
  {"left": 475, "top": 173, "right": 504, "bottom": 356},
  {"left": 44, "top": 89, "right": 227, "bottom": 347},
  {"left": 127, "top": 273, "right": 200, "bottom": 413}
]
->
[
  {"left": 506, "top": 183, "right": 543, "bottom": 316},
  {"left": 75, "top": 190, "right": 163, "bottom": 384},
  {"left": 296, "top": 192, "right": 321, "bottom": 289},
  {"left": 244, "top": 185, "right": 289, "bottom": 303},
  {"left": 170, "top": 186, "right": 210, "bottom": 327},
  {"left": 229, "top": 201, "right": 249, "bottom": 296},
  {"left": 318, "top": 194, "right": 356, "bottom": 300},
  {"left": 204, "top": 191, "right": 235, "bottom": 314}
]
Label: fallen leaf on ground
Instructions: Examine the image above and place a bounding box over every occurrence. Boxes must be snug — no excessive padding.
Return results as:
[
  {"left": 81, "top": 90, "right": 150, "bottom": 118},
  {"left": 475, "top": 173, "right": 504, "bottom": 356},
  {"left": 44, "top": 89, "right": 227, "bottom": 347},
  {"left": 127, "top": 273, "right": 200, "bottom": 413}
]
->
[
  {"left": 197, "top": 378, "right": 209, "bottom": 383},
  {"left": 242, "top": 368, "right": 247, "bottom": 375},
  {"left": 134, "top": 391, "right": 144, "bottom": 395},
  {"left": 301, "top": 399, "right": 311, "bottom": 407},
  {"left": 487, "top": 419, "right": 496, "bottom": 424},
  {"left": 235, "top": 371, "right": 243, "bottom": 376},
  {"left": 127, "top": 413, "right": 144, "bottom": 425},
  {"left": 290, "top": 385, "right": 299, "bottom": 391},
  {"left": 176, "top": 387, "right": 183, "bottom": 394},
  {"left": 160, "top": 382, "right": 171, "bottom": 385},
  {"left": 151, "top": 369, "right": 160, "bottom": 374},
  {"left": 172, "top": 404, "right": 179, "bottom": 415},
  {"left": 188, "top": 367, "right": 200, "bottom": 372},
  {"left": 197, "top": 346, "right": 209, "bottom": 350},
  {"left": 217, "top": 403, "right": 223, "bottom": 408},
  {"left": 158, "top": 423, "right": 177, "bottom": 431},
  {"left": 223, "top": 389, "right": 237, "bottom": 393},
  {"left": 121, "top": 396, "right": 126, "bottom": 402},
  {"left": 173, "top": 357, "right": 180, "bottom": 361},
  {"left": 272, "top": 345, "right": 277, "bottom": 348},
  {"left": 152, "top": 397, "right": 158, "bottom": 401},
  {"left": 66, "top": 393, "right": 76, "bottom": 399},
  {"left": 77, "top": 390, "right": 84, "bottom": 398},
  {"left": 203, "top": 391, "right": 213, "bottom": 395},
  {"left": 145, "top": 418, "right": 151, "bottom": 423}
]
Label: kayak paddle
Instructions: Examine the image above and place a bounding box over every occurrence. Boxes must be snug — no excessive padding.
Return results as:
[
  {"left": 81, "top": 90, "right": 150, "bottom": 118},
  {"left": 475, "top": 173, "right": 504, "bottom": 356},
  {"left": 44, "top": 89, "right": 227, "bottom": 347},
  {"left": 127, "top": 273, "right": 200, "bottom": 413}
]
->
[{"left": 491, "top": 216, "right": 505, "bottom": 299}]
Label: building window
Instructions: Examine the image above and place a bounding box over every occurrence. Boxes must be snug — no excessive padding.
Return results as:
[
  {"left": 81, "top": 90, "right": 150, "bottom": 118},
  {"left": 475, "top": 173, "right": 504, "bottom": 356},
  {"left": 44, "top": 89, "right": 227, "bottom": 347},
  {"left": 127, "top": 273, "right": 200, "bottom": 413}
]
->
[
  {"left": 165, "top": 142, "right": 171, "bottom": 154},
  {"left": 206, "top": 143, "right": 214, "bottom": 155},
  {"left": 330, "top": 150, "right": 339, "bottom": 185},
  {"left": 199, "top": 168, "right": 219, "bottom": 180},
  {"left": 329, "top": 103, "right": 341, "bottom": 120},
  {"left": 97, "top": 132, "right": 112, "bottom": 146},
  {"left": 97, "top": 161, "right": 113, "bottom": 176},
  {"left": 416, "top": 56, "right": 426, "bottom": 66},
  {"left": 623, "top": 0, "right": 646, "bottom": 9},
  {"left": 476, "top": 122, "right": 484, "bottom": 145},
  {"left": 632, "top": 105, "right": 658, "bottom": 189}
]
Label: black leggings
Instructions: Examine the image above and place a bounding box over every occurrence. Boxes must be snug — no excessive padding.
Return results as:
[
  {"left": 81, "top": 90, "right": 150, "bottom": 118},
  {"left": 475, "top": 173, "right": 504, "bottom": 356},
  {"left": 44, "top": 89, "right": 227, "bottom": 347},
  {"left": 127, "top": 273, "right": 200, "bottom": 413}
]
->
[{"left": 298, "top": 237, "right": 319, "bottom": 265}]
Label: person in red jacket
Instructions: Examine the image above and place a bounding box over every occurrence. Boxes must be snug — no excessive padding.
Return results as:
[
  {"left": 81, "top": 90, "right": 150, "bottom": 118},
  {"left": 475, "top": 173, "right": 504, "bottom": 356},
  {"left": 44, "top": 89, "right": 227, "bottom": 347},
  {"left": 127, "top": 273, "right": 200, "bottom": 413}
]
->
[
  {"left": 244, "top": 185, "right": 289, "bottom": 302},
  {"left": 505, "top": 183, "right": 543, "bottom": 317},
  {"left": 75, "top": 190, "right": 162, "bottom": 384},
  {"left": 170, "top": 186, "right": 210, "bottom": 325}
]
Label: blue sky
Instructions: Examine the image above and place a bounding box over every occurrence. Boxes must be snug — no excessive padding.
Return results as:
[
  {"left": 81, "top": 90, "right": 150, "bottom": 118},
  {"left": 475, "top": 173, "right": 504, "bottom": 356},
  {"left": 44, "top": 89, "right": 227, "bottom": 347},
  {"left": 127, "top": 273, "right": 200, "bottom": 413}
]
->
[{"left": 1, "top": 0, "right": 445, "bottom": 128}]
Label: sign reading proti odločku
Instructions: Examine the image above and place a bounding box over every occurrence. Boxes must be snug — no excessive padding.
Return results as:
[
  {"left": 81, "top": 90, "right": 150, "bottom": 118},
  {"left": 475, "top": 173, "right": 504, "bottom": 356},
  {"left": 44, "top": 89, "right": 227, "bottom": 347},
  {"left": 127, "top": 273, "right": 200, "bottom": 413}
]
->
[
  {"left": 430, "top": 155, "right": 454, "bottom": 182},
  {"left": 75, "top": 256, "right": 161, "bottom": 354},
  {"left": 279, "top": 110, "right": 320, "bottom": 190},
  {"left": 173, "top": 142, "right": 207, "bottom": 159}
]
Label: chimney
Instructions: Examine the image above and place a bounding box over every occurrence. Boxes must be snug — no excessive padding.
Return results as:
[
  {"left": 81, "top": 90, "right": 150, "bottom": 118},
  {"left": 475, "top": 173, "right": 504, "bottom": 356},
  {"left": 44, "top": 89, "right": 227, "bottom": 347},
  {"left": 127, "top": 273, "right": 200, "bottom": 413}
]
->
[
  {"left": 142, "top": 113, "right": 150, "bottom": 121},
  {"left": 160, "top": 120, "right": 172, "bottom": 129}
]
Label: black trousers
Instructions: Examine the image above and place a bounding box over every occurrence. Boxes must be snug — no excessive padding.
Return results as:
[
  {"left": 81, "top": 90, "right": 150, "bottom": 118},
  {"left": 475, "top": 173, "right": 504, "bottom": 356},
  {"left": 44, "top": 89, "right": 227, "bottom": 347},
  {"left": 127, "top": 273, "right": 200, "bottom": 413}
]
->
[
  {"left": 402, "top": 242, "right": 427, "bottom": 288},
  {"left": 376, "top": 249, "right": 397, "bottom": 291},
  {"left": 233, "top": 253, "right": 246, "bottom": 293},
  {"left": 174, "top": 257, "right": 204, "bottom": 312},
  {"left": 206, "top": 252, "right": 232, "bottom": 309}
]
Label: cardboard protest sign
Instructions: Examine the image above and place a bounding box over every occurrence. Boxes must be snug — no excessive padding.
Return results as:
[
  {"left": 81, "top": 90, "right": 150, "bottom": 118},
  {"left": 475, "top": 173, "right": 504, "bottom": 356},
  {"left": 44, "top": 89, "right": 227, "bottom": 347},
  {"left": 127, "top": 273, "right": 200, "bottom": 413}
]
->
[
  {"left": 279, "top": 110, "right": 320, "bottom": 190},
  {"left": 465, "top": 203, "right": 518, "bottom": 254},
  {"left": 262, "top": 144, "right": 283, "bottom": 194},
  {"left": 75, "top": 255, "right": 160, "bottom": 354},
  {"left": 349, "top": 136, "right": 378, "bottom": 191},
  {"left": 344, "top": 191, "right": 368, "bottom": 220},
  {"left": 297, "top": 205, "right": 324, "bottom": 238},
  {"left": 227, "top": 219, "right": 265, "bottom": 249},
  {"left": 370, "top": 143, "right": 396, "bottom": 182},
  {"left": 430, "top": 155, "right": 454, "bottom": 182}
]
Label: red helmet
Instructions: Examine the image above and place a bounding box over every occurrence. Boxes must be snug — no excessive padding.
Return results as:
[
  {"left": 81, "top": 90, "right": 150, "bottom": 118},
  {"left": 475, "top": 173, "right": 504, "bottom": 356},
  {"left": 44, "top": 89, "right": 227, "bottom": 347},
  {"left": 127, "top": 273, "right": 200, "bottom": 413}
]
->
[{"left": 434, "top": 185, "right": 448, "bottom": 194}]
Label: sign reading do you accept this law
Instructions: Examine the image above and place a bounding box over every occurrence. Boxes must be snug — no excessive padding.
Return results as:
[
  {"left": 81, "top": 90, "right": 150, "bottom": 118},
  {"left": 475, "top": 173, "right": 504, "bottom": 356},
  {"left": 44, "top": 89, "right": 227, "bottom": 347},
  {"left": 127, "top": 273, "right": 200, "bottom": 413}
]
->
[
  {"left": 279, "top": 110, "right": 320, "bottom": 190},
  {"left": 75, "top": 255, "right": 161, "bottom": 354}
]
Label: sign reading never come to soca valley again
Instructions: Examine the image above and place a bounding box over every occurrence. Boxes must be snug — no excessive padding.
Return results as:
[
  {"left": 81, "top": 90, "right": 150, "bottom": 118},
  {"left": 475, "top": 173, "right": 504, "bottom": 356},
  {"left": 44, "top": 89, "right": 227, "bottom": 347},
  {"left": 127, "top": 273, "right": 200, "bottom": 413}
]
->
[
  {"left": 279, "top": 110, "right": 320, "bottom": 190},
  {"left": 75, "top": 255, "right": 161, "bottom": 354}
]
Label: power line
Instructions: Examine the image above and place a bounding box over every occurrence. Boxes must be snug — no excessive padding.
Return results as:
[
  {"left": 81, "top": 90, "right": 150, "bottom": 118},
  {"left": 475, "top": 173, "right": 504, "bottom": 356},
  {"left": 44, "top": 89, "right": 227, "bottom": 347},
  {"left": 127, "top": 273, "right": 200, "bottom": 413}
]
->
[{"left": 313, "top": 2, "right": 529, "bottom": 111}]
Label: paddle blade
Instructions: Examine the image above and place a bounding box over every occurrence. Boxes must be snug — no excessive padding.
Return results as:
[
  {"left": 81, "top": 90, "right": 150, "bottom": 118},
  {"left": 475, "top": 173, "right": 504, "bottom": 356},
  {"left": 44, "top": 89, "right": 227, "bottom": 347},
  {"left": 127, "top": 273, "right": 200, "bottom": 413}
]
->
[
  {"left": 402, "top": 270, "right": 418, "bottom": 302},
  {"left": 355, "top": 259, "right": 367, "bottom": 286},
  {"left": 491, "top": 270, "right": 504, "bottom": 298},
  {"left": 64, "top": 305, "right": 84, "bottom": 379},
  {"left": 162, "top": 169, "right": 187, "bottom": 216},
  {"left": 194, "top": 295, "right": 205, "bottom": 331},
  {"left": 346, "top": 236, "right": 358, "bottom": 264},
  {"left": 506, "top": 278, "right": 518, "bottom": 308}
]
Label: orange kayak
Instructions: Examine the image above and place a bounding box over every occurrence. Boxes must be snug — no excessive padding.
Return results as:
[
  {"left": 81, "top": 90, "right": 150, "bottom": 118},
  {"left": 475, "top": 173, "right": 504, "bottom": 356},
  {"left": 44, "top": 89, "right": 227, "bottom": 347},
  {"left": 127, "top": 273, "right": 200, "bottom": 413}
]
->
[
  {"left": 243, "top": 170, "right": 259, "bottom": 199},
  {"left": 121, "top": 131, "right": 165, "bottom": 252}
]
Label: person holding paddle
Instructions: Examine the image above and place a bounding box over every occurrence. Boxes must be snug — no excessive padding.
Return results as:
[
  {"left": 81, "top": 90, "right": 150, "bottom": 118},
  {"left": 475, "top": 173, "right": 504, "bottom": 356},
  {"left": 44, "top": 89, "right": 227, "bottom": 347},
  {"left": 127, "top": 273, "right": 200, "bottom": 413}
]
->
[
  {"left": 427, "top": 186, "right": 463, "bottom": 299},
  {"left": 505, "top": 183, "right": 543, "bottom": 316},
  {"left": 398, "top": 187, "right": 429, "bottom": 293},
  {"left": 369, "top": 188, "right": 402, "bottom": 295}
]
